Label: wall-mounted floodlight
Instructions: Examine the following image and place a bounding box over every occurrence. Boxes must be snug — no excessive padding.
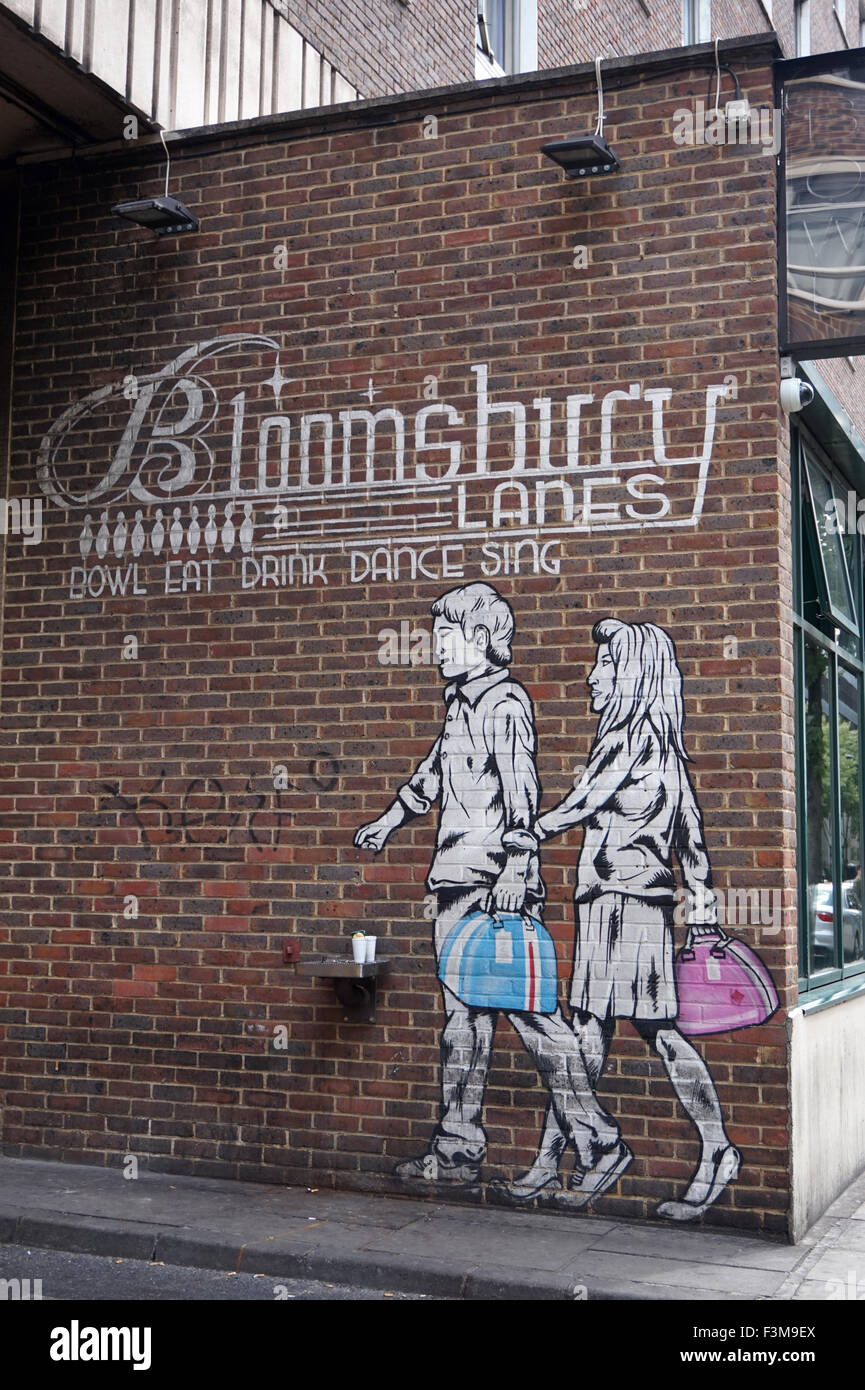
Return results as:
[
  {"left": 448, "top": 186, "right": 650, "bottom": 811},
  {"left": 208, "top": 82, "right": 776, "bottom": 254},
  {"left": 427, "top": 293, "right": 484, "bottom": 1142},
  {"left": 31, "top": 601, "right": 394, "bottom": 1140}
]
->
[
  {"left": 542, "top": 56, "right": 620, "bottom": 180},
  {"left": 541, "top": 133, "right": 620, "bottom": 178},
  {"left": 111, "top": 131, "right": 198, "bottom": 236},
  {"left": 111, "top": 194, "right": 199, "bottom": 235}
]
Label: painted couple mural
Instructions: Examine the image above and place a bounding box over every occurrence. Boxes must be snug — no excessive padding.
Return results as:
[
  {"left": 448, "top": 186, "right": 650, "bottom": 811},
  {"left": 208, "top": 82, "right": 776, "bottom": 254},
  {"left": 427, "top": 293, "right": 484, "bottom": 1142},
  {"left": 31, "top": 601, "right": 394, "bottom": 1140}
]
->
[{"left": 355, "top": 582, "right": 764, "bottom": 1222}]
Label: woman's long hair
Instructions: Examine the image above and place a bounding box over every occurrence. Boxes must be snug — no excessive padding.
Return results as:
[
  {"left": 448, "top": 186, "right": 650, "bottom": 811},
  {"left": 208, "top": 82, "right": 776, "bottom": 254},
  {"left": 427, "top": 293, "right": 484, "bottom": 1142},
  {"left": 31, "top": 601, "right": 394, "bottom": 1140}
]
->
[{"left": 591, "top": 618, "right": 687, "bottom": 764}]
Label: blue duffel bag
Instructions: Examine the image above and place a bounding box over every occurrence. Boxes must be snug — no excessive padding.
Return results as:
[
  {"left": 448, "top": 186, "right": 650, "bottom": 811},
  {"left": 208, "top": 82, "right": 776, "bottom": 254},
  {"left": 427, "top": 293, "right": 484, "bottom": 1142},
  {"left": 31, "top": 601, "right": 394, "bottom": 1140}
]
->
[{"left": 437, "top": 907, "right": 558, "bottom": 1014}]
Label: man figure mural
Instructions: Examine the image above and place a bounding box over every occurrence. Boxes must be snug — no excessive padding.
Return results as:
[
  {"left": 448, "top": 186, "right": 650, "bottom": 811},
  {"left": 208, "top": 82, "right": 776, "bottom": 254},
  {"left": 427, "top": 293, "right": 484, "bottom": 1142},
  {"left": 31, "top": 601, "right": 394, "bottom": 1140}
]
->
[{"left": 355, "top": 582, "right": 630, "bottom": 1202}]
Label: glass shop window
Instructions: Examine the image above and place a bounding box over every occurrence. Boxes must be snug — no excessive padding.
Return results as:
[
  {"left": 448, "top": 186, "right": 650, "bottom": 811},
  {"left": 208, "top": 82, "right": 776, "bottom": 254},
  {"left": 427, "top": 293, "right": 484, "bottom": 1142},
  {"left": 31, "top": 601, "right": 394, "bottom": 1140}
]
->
[{"left": 795, "top": 431, "right": 865, "bottom": 990}]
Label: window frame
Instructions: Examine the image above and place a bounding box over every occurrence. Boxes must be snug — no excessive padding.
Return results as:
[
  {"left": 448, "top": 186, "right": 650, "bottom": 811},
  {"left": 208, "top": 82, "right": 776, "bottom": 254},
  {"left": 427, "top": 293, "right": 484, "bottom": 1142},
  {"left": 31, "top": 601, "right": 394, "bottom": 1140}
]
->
[
  {"left": 794, "top": 424, "right": 865, "bottom": 996},
  {"left": 801, "top": 443, "right": 859, "bottom": 636},
  {"left": 475, "top": 0, "right": 537, "bottom": 79},
  {"left": 795, "top": 0, "right": 811, "bottom": 57},
  {"left": 681, "top": 0, "right": 711, "bottom": 45}
]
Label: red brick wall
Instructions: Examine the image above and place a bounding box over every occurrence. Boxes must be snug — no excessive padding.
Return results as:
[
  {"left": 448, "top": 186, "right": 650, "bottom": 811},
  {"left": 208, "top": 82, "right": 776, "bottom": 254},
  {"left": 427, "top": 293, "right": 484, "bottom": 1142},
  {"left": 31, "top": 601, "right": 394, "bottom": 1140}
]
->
[{"left": 1, "top": 38, "right": 796, "bottom": 1233}]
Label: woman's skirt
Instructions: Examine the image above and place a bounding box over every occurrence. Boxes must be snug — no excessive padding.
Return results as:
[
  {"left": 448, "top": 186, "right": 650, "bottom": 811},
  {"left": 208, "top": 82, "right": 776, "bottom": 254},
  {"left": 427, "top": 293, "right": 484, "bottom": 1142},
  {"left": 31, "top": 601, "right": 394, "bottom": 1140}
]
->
[{"left": 569, "top": 892, "right": 678, "bottom": 1021}]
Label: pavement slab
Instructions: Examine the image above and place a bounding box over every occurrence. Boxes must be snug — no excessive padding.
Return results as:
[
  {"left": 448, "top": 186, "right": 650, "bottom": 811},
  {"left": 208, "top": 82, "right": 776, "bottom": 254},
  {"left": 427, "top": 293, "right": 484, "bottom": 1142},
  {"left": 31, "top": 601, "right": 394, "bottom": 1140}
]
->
[
  {"left": 362, "top": 1209, "right": 607, "bottom": 1269},
  {"left": 589, "top": 1223, "right": 804, "bottom": 1271},
  {"left": 559, "top": 1248, "right": 789, "bottom": 1298}
]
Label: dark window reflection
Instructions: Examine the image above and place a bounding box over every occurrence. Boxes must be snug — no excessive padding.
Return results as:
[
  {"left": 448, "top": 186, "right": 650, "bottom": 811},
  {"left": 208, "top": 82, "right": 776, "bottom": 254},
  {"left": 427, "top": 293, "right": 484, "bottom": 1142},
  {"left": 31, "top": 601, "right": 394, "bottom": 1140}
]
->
[{"left": 804, "top": 638, "right": 835, "bottom": 971}]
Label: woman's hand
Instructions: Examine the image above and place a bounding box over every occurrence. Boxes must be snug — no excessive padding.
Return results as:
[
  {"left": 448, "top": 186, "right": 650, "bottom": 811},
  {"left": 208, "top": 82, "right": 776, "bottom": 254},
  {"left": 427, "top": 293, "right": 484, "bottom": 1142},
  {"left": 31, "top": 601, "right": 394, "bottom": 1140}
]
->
[{"left": 684, "top": 885, "right": 718, "bottom": 929}]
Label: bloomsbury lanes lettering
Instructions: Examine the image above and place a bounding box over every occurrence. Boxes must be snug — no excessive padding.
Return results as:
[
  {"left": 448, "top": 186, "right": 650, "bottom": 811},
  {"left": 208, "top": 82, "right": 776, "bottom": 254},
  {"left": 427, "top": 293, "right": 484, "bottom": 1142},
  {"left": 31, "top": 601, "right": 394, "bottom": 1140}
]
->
[{"left": 37, "top": 335, "right": 733, "bottom": 593}]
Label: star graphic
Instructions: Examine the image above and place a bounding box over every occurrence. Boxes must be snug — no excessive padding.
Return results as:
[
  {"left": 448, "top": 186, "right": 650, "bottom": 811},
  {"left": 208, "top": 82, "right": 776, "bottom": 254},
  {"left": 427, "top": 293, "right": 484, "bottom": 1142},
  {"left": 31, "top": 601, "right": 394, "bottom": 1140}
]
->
[
  {"left": 367, "top": 378, "right": 377, "bottom": 404},
  {"left": 263, "top": 362, "right": 295, "bottom": 405}
]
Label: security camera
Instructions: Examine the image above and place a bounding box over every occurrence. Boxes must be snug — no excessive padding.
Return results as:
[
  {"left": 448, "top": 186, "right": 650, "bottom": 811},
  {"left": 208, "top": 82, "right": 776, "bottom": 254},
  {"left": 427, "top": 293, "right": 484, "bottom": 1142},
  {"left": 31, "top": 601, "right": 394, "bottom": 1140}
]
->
[{"left": 780, "top": 378, "right": 814, "bottom": 414}]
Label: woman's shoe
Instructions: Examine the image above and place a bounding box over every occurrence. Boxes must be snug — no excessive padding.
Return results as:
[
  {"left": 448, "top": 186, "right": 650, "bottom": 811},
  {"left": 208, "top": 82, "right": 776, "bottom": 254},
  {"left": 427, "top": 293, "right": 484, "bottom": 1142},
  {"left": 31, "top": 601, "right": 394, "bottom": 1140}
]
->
[
  {"left": 394, "top": 1152, "right": 481, "bottom": 1184},
  {"left": 655, "top": 1143, "right": 741, "bottom": 1221}
]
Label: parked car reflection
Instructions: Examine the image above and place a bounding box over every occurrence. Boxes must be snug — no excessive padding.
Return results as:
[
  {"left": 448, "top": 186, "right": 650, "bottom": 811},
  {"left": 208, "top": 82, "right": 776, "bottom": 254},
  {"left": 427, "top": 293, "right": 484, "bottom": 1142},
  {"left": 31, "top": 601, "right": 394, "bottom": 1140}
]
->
[{"left": 809, "top": 879, "right": 863, "bottom": 965}]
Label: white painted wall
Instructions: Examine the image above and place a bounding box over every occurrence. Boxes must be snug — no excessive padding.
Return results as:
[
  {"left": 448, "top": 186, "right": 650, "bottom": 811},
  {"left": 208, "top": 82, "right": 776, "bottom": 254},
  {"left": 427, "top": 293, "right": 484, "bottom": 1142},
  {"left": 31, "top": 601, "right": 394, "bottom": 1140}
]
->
[
  {"left": 0, "top": 0, "right": 359, "bottom": 130},
  {"left": 790, "top": 992, "right": 865, "bottom": 1240}
]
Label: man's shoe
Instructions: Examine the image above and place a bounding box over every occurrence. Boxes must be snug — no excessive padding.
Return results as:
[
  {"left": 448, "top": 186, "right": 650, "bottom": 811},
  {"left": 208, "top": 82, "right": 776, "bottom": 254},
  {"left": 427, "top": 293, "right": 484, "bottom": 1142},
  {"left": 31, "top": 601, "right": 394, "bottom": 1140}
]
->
[
  {"left": 555, "top": 1140, "right": 633, "bottom": 1210},
  {"left": 487, "top": 1166, "right": 562, "bottom": 1204},
  {"left": 394, "top": 1152, "right": 481, "bottom": 1184}
]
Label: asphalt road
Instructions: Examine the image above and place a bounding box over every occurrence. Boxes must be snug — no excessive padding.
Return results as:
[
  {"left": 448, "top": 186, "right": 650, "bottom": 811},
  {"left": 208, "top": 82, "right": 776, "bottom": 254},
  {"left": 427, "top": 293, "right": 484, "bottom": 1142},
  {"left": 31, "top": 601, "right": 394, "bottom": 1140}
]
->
[{"left": 0, "top": 1242, "right": 434, "bottom": 1301}]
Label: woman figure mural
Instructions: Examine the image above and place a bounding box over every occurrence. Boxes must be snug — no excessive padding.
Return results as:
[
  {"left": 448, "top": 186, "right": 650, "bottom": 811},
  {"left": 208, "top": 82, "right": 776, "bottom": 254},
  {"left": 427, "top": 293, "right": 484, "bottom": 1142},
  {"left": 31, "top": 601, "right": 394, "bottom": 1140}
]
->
[{"left": 497, "top": 618, "right": 740, "bottom": 1220}]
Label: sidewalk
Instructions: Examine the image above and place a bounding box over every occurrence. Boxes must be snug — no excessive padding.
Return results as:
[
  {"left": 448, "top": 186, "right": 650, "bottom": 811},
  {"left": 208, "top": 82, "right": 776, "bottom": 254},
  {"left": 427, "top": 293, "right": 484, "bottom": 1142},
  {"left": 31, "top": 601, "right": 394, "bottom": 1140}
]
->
[{"left": 1, "top": 1154, "right": 864, "bottom": 1300}]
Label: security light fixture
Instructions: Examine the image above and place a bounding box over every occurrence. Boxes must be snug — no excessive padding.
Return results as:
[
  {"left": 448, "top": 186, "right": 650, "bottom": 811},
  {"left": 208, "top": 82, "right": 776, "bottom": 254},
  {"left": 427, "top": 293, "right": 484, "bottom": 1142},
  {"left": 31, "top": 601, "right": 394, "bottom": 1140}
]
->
[
  {"left": 541, "top": 133, "right": 620, "bottom": 178},
  {"left": 112, "top": 130, "right": 198, "bottom": 237},
  {"left": 542, "top": 55, "right": 621, "bottom": 181},
  {"left": 111, "top": 194, "right": 199, "bottom": 235}
]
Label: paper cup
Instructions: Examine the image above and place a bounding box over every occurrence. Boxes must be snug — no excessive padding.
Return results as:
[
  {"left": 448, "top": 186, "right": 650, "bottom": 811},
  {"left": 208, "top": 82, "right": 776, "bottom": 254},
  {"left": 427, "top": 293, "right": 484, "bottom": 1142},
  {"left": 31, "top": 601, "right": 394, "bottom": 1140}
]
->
[
  {"left": 364, "top": 936, "right": 377, "bottom": 962},
  {"left": 352, "top": 936, "right": 366, "bottom": 964}
]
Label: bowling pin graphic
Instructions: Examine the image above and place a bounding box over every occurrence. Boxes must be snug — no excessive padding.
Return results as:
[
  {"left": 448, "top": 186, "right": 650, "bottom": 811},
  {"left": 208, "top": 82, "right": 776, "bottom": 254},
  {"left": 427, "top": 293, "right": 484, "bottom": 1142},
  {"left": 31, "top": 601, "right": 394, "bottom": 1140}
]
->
[
  {"left": 204, "top": 504, "right": 218, "bottom": 556},
  {"left": 221, "top": 503, "right": 236, "bottom": 555},
  {"left": 96, "top": 512, "right": 110, "bottom": 559},
  {"left": 151, "top": 508, "right": 165, "bottom": 557},
  {"left": 131, "top": 511, "right": 145, "bottom": 558},
  {"left": 79, "top": 514, "right": 94, "bottom": 560},
  {"left": 240, "top": 502, "right": 254, "bottom": 554},
  {"left": 170, "top": 506, "right": 183, "bottom": 554},
  {"left": 188, "top": 504, "right": 201, "bottom": 555},
  {"left": 113, "top": 512, "right": 128, "bottom": 559}
]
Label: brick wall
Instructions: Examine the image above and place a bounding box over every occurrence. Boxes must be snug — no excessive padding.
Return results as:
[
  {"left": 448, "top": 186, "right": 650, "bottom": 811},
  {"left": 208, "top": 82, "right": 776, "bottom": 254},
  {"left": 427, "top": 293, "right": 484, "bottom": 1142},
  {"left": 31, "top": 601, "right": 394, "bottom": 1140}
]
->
[
  {"left": 809, "top": 0, "right": 861, "bottom": 53},
  {"left": 1, "top": 38, "right": 796, "bottom": 1233},
  {"left": 539, "top": 0, "right": 775, "bottom": 67},
  {"left": 275, "top": 0, "right": 474, "bottom": 98},
  {"left": 270, "top": 0, "right": 857, "bottom": 107}
]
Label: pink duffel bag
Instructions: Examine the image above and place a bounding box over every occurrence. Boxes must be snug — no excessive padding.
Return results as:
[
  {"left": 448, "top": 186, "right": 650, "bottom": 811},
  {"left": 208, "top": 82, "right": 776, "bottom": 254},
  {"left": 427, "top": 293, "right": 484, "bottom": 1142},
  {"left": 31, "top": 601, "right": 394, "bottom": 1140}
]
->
[{"left": 674, "top": 929, "right": 779, "bottom": 1035}]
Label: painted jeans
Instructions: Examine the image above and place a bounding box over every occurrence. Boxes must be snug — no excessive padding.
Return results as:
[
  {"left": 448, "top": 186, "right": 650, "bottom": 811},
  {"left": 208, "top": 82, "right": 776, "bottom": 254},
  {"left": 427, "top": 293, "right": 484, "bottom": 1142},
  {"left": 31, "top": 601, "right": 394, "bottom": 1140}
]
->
[{"left": 431, "top": 886, "right": 621, "bottom": 1169}]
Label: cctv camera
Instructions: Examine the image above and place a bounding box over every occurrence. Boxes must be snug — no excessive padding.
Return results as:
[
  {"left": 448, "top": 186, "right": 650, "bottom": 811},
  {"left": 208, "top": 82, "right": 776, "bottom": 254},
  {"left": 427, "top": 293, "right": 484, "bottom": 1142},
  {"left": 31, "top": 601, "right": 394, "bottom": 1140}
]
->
[{"left": 780, "top": 378, "right": 815, "bottom": 414}]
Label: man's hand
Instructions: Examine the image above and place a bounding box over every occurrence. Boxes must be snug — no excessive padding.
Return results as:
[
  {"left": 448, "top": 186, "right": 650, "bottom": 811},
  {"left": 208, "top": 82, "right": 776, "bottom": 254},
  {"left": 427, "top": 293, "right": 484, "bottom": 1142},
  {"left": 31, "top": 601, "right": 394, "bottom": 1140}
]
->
[
  {"left": 354, "top": 817, "right": 393, "bottom": 853},
  {"left": 354, "top": 801, "right": 406, "bottom": 854},
  {"left": 491, "top": 854, "right": 530, "bottom": 914}
]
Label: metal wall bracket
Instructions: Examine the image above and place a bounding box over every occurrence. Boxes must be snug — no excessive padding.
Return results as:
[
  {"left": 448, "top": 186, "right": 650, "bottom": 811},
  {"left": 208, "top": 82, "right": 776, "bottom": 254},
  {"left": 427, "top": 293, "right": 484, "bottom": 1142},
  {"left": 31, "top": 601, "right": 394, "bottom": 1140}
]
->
[{"left": 296, "top": 955, "right": 390, "bottom": 1024}]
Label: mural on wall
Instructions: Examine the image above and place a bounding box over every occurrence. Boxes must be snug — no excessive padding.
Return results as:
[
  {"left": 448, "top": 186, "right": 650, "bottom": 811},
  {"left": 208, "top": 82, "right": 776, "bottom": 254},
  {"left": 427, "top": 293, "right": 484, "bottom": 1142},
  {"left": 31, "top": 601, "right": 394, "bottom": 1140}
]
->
[
  {"left": 355, "top": 583, "right": 631, "bottom": 1204},
  {"left": 29, "top": 333, "right": 780, "bottom": 1217},
  {"left": 356, "top": 598, "right": 779, "bottom": 1219}
]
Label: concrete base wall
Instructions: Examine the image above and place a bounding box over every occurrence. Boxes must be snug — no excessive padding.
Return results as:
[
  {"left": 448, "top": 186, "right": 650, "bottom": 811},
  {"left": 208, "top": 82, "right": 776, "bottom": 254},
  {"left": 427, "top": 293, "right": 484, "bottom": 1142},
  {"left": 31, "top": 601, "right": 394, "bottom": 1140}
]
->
[{"left": 790, "top": 993, "right": 865, "bottom": 1241}]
